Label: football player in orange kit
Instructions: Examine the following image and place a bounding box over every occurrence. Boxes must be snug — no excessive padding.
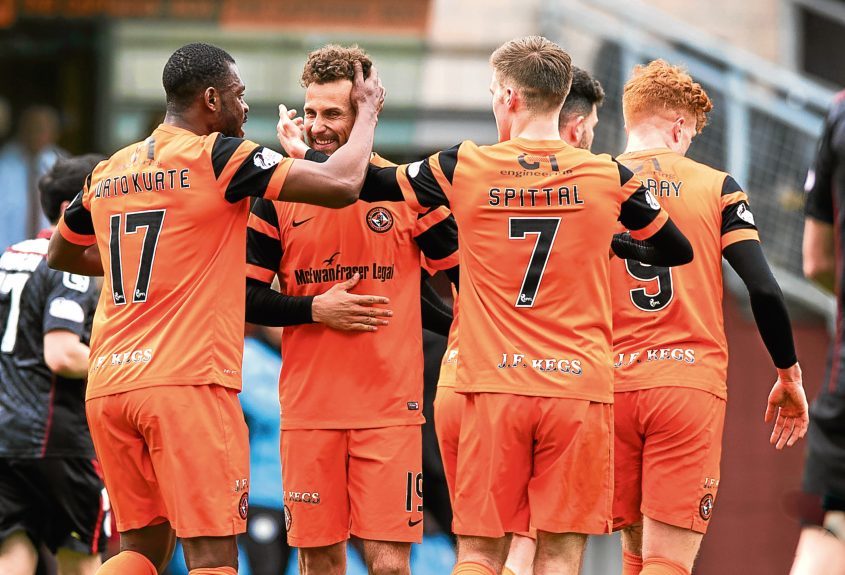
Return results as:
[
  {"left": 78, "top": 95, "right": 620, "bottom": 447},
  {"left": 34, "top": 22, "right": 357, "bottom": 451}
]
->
[
  {"left": 46, "top": 42, "right": 384, "bottom": 575},
  {"left": 609, "top": 60, "right": 809, "bottom": 575},
  {"left": 277, "top": 36, "right": 693, "bottom": 575},
  {"left": 432, "top": 65, "right": 607, "bottom": 575},
  {"left": 245, "top": 44, "right": 458, "bottom": 575}
]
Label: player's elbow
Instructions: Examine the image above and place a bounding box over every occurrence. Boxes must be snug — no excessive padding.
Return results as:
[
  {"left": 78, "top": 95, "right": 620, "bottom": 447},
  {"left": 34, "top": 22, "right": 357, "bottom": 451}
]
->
[
  {"left": 323, "top": 179, "right": 361, "bottom": 208},
  {"left": 803, "top": 255, "right": 834, "bottom": 282}
]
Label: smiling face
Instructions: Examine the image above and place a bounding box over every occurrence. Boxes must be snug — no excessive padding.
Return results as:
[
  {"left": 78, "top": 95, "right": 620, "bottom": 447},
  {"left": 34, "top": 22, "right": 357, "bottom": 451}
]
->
[{"left": 303, "top": 79, "right": 356, "bottom": 156}]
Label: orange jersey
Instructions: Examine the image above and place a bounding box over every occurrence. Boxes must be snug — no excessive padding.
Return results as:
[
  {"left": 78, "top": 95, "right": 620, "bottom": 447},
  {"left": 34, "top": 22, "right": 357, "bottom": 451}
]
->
[
  {"left": 57, "top": 124, "right": 293, "bottom": 400},
  {"left": 610, "top": 149, "right": 759, "bottom": 398},
  {"left": 374, "top": 138, "right": 669, "bottom": 403},
  {"left": 246, "top": 154, "right": 458, "bottom": 429}
]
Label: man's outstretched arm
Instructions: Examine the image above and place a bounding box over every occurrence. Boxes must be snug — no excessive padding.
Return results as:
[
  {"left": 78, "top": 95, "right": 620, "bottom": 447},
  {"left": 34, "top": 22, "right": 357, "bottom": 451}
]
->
[{"left": 723, "top": 239, "right": 808, "bottom": 449}]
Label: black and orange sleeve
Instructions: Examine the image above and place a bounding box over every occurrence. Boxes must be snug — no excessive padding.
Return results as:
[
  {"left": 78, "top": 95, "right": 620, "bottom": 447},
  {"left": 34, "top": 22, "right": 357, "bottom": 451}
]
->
[
  {"left": 246, "top": 199, "right": 283, "bottom": 284},
  {"left": 616, "top": 160, "right": 668, "bottom": 240},
  {"left": 57, "top": 174, "right": 96, "bottom": 246},
  {"left": 720, "top": 175, "right": 760, "bottom": 250},
  {"left": 414, "top": 206, "right": 459, "bottom": 271},
  {"left": 211, "top": 135, "right": 294, "bottom": 203},
  {"left": 359, "top": 144, "right": 461, "bottom": 211}
]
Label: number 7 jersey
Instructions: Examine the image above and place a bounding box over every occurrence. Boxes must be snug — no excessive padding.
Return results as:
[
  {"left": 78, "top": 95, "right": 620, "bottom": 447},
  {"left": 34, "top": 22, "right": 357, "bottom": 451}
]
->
[
  {"left": 610, "top": 149, "right": 759, "bottom": 399},
  {"left": 57, "top": 124, "right": 294, "bottom": 400},
  {"left": 389, "top": 138, "right": 668, "bottom": 402}
]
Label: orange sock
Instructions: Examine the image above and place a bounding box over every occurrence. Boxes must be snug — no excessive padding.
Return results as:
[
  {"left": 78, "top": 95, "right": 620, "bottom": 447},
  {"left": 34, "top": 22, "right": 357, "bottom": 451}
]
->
[
  {"left": 623, "top": 550, "right": 644, "bottom": 575},
  {"left": 97, "top": 551, "right": 157, "bottom": 575},
  {"left": 188, "top": 569, "right": 238, "bottom": 575},
  {"left": 641, "top": 557, "right": 690, "bottom": 575},
  {"left": 451, "top": 561, "right": 497, "bottom": 575}
]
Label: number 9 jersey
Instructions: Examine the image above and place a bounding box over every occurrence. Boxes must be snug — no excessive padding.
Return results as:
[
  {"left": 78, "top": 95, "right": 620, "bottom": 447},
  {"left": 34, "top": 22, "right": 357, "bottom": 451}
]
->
[
  {"left": 56, "top": 124, "right": 294, "bottom": 400},
  {"left": 610, "top": 149, "right": 759, "bottom": 398}
]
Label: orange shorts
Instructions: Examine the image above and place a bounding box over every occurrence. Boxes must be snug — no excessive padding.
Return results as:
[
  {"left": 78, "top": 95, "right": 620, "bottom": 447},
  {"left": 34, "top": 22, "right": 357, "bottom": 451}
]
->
[
  {"left": 281, "top": 425, "right": 422, "bottom": 548},
  {"left": 453, "top": 393, "right": 613, "bottom": 537},
  {"left": 613, "top": 387, "right": 726, "bottom": 534},
  {"left": 433, "top": 385, "right": 464, "bottom": 502},
  {"left": 86, "top": 384, "right": 249, "bottom": 538}
]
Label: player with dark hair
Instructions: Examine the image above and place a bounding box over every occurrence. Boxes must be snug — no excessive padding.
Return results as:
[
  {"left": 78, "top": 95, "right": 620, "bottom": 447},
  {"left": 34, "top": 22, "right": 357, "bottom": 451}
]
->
[
  {"left": 610, "top": 60, "right": 808, "bottom": 575},
  {"left": 278, "top": 35, "right": 694, "bottom": 575},
  {"left": 246, "top": 44, "right": 458, "bottom": 575},
  {"left": 0, "top": 154, "right": 108, "bottom": 575},
  {"left": 793, "top": 90, "right": 845, "bottom": 573},
  {"left": 47, "top": 42, "right": 384, "bottom": 575},
  {"left": 558, "top": 66, "right": 605, "bottom": 150}
]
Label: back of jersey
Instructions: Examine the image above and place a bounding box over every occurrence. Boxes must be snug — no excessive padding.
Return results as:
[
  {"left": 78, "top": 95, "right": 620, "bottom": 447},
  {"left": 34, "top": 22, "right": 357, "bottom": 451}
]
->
[
  {"left": 423, "top": 138, "right": 666, "bottom": 403},
  {"left": 610, "top": 149, "right": 759, "bottom": 398},
  {"left": 59, "top": 124, "right": 293, "bottom": 399}
]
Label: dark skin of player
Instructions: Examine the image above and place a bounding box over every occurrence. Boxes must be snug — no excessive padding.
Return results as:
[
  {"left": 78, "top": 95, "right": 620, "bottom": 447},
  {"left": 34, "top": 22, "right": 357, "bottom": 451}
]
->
[{"left": 47, "top": 61, "right": 384, "bottom": 573}]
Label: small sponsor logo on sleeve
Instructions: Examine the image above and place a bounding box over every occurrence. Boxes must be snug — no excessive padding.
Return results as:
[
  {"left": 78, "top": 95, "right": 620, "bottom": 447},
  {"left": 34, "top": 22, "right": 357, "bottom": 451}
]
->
[
  {"left": 644, "top": 190, "right": 661, "bottom": 210},
  {"left": 254, "top": 148, "right": 283, "bottom": 170},
  {"left": 48, "top": 298, "right": 85, "bottom": 323},
  {"left": 737, "top": 203, "right": 755, "bottom": 225}
]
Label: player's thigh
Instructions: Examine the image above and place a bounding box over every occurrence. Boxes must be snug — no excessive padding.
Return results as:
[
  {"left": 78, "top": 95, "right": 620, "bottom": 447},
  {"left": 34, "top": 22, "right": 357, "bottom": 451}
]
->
[
  {"left": 641, "top": 515, "right": 703, "bottom": 572},
  {"left": 55, "top": 547, "right": 101, "bottom": 575},
  {"left": 640, "top": 387, "right": 726, "bottom": 534},
  {"left": 530, "top": 399, "right": 613, "bottom": 535},
  {"left": 137, "top": 385, "right": 250, "bottom": 539},
  {"left": 433, "top": 386, "right": 464, "bottom": 501},
  {"left": 456, "top": 534, "right": 512, "bottom": 574},
  {"left": 533, "top": 531, "right": 587, "bottom": 575},
  {"left": 85, "top": 394, "right": 167, "bottom": 534},
  {"left": 299, "top": 541, "right": 346, "bottom": 575},
  {"left": 613, "top": 391, "right": 646, "bottom": 531},
  {"left": 0, "top": 530, "right": 38, "bottom": 575},
  {"left": 348, "top": 425, "right": 422, "bottom": 544},
  {"left": 453, "top": 393, "right": 534, "bottom": 537},
  {"left": 360, "top": 539, "right": 411, "bottom": 575},
  {"left": 281, "top": 428, "right": 349, "bottom": 548}
]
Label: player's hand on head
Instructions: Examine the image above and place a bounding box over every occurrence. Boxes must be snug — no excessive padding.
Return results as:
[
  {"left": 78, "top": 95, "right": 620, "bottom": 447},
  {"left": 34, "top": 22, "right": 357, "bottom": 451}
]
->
[
  {"left": 277, "top": 104, "right": 308, "bottom": 159},
  {"left": 764, "top": 363, "right": 810, "bottom": 450},
  {"left": 350, "top": 61, "right": 385, "bottom": 116},
  {"left": 312, "top": 273, "right": 392, "bottom": 332}
]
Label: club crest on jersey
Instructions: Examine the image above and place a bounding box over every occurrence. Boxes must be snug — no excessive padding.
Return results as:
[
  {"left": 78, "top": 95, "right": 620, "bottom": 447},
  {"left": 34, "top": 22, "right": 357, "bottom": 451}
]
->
[
  {"left": 366, "top": 207, "right": 394, "bottom": 233},
  {"left": 283, "top": 505, "right": 292, "bottom": 531},
  {"left": 644, "top": 190, "right": 661, "bottom": 211},
  {"left": 737, "top": 203, "right": 755, "bottom": 225},
  {"left": 699, "top": 493, "right": 714, "bottom": 521},
  {"left": 238, "top": 493, "right": 249, "bottom": 520},
  {"left": 253, "top": 148, "right": 282, "bottom": 170}
]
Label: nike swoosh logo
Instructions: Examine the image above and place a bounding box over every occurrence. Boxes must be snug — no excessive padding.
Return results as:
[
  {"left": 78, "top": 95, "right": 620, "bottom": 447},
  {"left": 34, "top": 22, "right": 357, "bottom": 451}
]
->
[
  {"left": 292, "top": 217, "right": 315, "bottom": 228},
  {"left": 408, "top": 518, "right": 422, "bottom": 527}
]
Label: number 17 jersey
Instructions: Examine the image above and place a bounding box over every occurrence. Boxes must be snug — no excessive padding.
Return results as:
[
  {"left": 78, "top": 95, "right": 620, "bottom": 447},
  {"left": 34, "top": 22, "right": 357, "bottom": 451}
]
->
[
  {"left": 386, "top": 138, "right": 668, "bottom": 403},
  {"left": 57, "top": 124, "right": 294, "bottom": 400}
]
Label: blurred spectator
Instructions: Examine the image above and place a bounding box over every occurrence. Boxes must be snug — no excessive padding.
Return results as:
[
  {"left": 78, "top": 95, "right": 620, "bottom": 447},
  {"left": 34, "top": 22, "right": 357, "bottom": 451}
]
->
[
  {"left": 0, "top": 106, "right": 66, "bottom": 251},
  {"left": 0, "top": 98, "right": 11, "bottom": 143},
  {"left": 794, "top": 90, "right": 845, "bottom": 573}
]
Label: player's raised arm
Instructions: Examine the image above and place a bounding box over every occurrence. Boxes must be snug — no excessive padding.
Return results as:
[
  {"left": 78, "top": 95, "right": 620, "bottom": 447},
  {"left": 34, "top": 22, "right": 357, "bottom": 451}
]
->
[
  {"left": 47, "top": 184, "right": 104, "bottom": 276},
  {"left": 613, "top": 162, "right": 694, "bottom": 267},
  {"left": 275, "top": 61, "right": 385, "bottom": 207}
]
